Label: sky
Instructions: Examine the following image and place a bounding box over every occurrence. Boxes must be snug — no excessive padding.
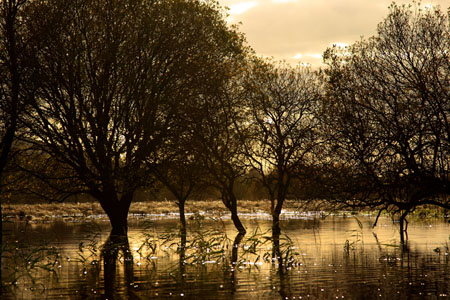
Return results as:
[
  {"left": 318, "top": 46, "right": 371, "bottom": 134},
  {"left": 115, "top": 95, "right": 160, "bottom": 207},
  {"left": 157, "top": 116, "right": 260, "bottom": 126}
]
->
[{"left": 218, "top": 0, "right": 450, "bottom": 68}]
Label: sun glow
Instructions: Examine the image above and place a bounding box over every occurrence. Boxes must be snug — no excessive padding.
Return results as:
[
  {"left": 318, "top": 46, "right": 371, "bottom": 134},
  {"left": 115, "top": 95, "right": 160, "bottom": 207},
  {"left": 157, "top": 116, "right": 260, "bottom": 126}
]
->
[
  {"left": 292, "top": 53, "right": 322, "bottom": 59},
  {"left": 272, "top": 0, "right": 297, "bottom": 3}
]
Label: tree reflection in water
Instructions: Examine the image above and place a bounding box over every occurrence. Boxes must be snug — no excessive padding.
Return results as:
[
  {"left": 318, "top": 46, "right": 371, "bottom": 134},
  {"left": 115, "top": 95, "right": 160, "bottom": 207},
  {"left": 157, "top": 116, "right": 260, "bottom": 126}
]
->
[
  {"left": 6, "top": 217, "right": 450, "bottom": 299},
  {"left": 229, "top": 232, "right": 245, "bottom": 295},
  {"left": 101, "top": 234, "right": 134, "bottom": 299}
]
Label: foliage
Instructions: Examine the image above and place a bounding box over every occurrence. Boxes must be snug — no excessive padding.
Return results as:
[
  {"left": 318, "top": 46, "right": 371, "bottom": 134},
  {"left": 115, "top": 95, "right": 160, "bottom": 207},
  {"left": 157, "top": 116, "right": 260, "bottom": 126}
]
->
[
  {"left": 10, "top": 0, "right": 249, "bottom": 234},
  {"left": 323, "top": 2, "right": 450, "bottom": 241},
  {"left": 240, "top": 58, "right": 323, "bottom": 228}
]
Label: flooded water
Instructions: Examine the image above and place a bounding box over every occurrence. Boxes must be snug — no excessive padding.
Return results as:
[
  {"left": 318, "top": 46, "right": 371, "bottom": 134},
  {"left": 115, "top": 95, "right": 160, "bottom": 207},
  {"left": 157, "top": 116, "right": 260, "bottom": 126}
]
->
[{"left": 3, "top": 214, "right": 450, "bottom": 299}]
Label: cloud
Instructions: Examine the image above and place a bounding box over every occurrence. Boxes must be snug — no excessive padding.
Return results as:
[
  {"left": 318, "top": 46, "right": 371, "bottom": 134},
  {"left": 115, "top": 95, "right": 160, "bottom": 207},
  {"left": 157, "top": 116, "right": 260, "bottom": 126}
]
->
[
  {"left": 292, "top": 53, "right": 322, "bottom": 59},
  {"left": 228, "top": 1, "right": 259, "bottom": 15},
  {"left": 219, "top": 0, "right": 450, "bottom": 67},
  {"left": 291, "top": 53, "right": 323, "bottom": 68},
  {"left": 272, "top": 0, "right": 298, "bottom": 3}
]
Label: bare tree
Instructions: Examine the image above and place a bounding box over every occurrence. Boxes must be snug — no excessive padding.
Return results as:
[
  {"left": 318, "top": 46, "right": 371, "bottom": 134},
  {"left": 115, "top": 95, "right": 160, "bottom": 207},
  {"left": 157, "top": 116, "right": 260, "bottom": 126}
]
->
[
  {"left": 323, "top": 3, "right": 450, "bottom": 243},
  {"left": 240, "top": 59, "right": 323, "bottom": 234}
]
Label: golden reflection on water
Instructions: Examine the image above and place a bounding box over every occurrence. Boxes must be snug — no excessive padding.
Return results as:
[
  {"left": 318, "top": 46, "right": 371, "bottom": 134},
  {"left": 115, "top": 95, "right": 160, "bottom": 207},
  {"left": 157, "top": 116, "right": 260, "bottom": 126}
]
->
[{"left": 3, "top": 215, "right": 450, "bottom": 299}]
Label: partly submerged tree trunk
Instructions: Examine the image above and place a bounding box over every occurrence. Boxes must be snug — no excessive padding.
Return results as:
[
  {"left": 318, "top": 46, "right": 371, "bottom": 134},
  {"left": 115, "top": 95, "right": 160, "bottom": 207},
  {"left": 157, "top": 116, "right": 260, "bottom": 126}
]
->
[
  {"left": 0, "top": 0, "right": 21, "bottom": 288},
  {"left": 178, "top": 199, "right": 187, "bottom": 233},
  {"left": 222, "top": 190, "right": 246, "bottom": 234},
  {"left": 99, "top": 191, "right": 134, "bottom": 236},
  {"left": 272, "top": 191, "right": 286, "bottom": 236},
  {"left": 231, "top": 208, "right": 246, "bottom": 234},
  {"left": 102, "top": 234, "right": 133, "bottom": 299},
  {"left": 0, "top": 113, "right": 18, "bottom": 297},
  {"left": 229, "top": 232, "right": 244, "bottom": 294},
  {"left": 0, "top": 195, "right": 2, "bottom": 294},
  {"left": 272, "top": 227, "right": 282, "bottom": 269},
  {"left": 272, "top": 212, "right": 281, "bottom": 236},
  {"left": 231, "top": 232, "right": 245, "bottom": 265},
  {"left": 271, "top": 179, "right": 289, "bottom": 235},
  {"left": 399, "top": 212, "right": 409, "bottom": 245}
]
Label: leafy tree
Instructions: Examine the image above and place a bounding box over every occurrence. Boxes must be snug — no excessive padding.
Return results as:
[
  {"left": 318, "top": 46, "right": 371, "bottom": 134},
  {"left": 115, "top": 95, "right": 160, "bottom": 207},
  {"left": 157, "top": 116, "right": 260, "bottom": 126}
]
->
[
  {"left": 323, "top": 3, "right": 450, "bottom": 243},
  {"left": 241, "top": 59, "right": 322, "bottom": 233},
  {"left": 22, "top": 0, "right": 247, "bottom": 236}
]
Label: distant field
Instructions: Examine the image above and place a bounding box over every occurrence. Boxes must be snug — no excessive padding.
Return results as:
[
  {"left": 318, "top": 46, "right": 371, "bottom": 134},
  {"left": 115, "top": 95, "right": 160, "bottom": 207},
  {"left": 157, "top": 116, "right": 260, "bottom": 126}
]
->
[
  {"left": 4, "top": 199, "right": 446, "bottom": 223},
  {"left": 2, "top": 199, "right": 313, "bottom": 222}
]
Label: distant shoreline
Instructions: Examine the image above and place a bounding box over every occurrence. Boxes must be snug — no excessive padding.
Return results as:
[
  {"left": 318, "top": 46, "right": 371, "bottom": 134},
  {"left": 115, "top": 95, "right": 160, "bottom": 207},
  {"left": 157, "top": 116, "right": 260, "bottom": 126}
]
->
[
  {"left": 2, "top": 199, "right": 309, "bottom": 223},
  {"left": 3, "top": 199, "right": 446, "bottom": 223}
]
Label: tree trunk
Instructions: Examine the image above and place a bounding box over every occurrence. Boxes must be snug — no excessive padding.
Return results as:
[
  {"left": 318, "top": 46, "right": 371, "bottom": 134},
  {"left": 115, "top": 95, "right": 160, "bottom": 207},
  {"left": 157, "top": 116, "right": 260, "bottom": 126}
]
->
[
  {"left": 100, "top": 192, "right": 133, "bottom": 236},
  {"left": 272, "top": 181, "right": 288, "bottom": 234},
  {"left": 0, "top": 198, "right": 2, "bottom": 294},
  {"left": 107, "top": 208, "right": 129, "bottom": 236},
  {"left": 0, "top": 128, "right": 15, "bottom": 294},
  {"left": 178, "top": 199, "right": 186, "bottom": 233},
  {"left": 399, "top": 212, "right": 408, "bottom": 245},
  {"left": 272, "top": 212, "right": 281, "bottom": 236},
  {"left": 272, "top": 196, "right": 285, "bottom": 235},
  {"left": 231, "top": 208, "right": 246, "bottom": 234},
  {"left": 222, "top": 188, "right": 246, "bottom": 234}
]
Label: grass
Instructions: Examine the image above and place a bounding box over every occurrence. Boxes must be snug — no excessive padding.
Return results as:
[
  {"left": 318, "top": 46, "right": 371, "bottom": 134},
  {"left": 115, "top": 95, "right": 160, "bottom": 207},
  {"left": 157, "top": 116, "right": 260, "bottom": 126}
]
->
[
  {"left": 5, "top": 199, "right": 447, "bottom": 223},
  {"left": 2, "top": 199, "right": 306, "bottom": 222}
]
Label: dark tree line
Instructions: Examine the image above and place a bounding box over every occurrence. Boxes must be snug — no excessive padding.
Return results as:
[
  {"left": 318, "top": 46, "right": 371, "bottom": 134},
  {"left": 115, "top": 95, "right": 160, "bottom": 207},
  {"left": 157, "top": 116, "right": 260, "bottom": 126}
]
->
[{"left": 1, "top": 0, "right": 450, "bottom": 247}]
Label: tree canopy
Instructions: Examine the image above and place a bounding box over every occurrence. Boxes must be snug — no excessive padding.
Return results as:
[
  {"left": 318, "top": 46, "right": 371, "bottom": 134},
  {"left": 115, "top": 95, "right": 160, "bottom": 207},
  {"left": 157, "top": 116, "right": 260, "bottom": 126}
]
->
[
  {"left": 19, "top": 0, "right": 247, "bottom": 235},
  {"left": 323, "top": 3, "right": 450, "bottom": 242}
]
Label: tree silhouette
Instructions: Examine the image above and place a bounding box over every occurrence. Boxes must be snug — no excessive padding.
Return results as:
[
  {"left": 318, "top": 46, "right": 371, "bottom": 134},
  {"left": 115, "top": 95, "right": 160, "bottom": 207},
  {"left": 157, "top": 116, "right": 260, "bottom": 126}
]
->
[
  {"left": 188, "top": 73, "right": 249, "bottom": 234},
  {"left": 241, "top": 59, "right": 322, "bottom": 234},
  {"left": 21, "top": 0, "right": 247, "bottom": 236},
  {"left": 0, "top": 0, "right": 34, "bottom": 286},
  {"left": 323, "top": 3, "right": 450, "bottom": 243}
]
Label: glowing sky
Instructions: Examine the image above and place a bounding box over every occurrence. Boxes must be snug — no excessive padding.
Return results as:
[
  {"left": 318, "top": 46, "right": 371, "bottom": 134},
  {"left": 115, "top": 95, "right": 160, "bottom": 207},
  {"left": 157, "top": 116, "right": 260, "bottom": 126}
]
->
[{"left": 219, "top": 0, "right": 449, "bottom": 68}]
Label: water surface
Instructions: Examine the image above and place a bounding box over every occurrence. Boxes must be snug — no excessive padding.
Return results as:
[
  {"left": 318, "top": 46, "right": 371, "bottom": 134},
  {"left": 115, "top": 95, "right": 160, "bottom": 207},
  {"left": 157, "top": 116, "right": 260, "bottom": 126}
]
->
[{"left": 3, "top": 214, "right": 450, "bottom": 299}]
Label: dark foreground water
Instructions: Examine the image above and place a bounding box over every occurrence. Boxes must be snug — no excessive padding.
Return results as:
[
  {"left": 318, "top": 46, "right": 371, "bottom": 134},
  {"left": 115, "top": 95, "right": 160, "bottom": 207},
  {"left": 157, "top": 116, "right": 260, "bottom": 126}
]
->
[{"left": 2, "top": 214, "right": 450, "bottom": 299}]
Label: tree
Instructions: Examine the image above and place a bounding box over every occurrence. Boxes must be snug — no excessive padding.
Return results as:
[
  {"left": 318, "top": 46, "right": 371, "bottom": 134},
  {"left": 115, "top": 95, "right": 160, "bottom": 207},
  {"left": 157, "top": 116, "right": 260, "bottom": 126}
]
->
[
  {"left": 149, "top": 134, "right": 205, "bottom": 233},
  {"left": 22, "top": 0, "right": 247, "bottom": 236},
  {"left": 323, "top": 3, "right": 450, "bottom": 243},
  {"left": 188, "top": 74, "right": 249, "bottom": 234},
  {"left": 0, "top": 0, "right": 34, "bottom": 285},
  {"left": 241, "top": 59, "right": 322, "bottom": 234}
]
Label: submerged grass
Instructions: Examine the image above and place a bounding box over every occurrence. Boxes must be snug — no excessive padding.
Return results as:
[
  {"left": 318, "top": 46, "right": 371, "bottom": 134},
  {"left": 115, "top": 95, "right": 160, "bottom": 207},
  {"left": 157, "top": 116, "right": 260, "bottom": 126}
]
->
[{"left": 1, "top": 238, "right": 60, "bottom": 294}]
